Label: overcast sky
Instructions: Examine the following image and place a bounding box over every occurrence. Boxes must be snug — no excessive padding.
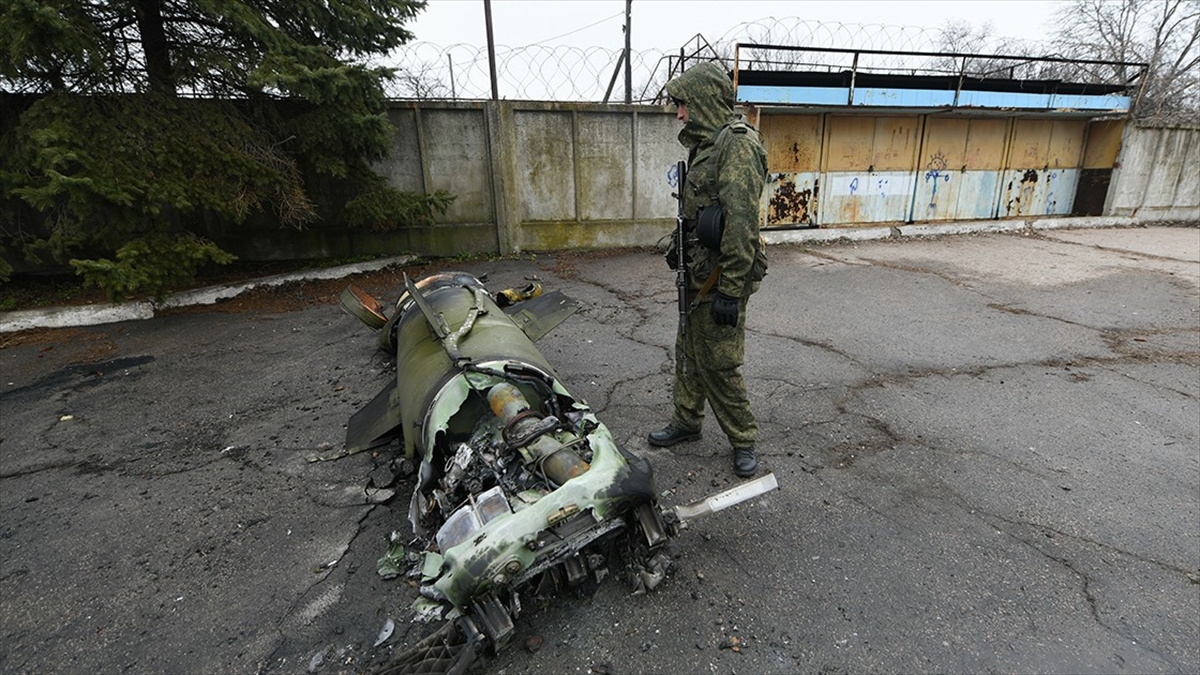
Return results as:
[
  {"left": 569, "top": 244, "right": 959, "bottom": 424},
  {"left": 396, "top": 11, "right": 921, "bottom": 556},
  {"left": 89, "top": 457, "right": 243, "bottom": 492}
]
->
[{"left": 407, "top": 0, "right": 1068, "bottom": 51}]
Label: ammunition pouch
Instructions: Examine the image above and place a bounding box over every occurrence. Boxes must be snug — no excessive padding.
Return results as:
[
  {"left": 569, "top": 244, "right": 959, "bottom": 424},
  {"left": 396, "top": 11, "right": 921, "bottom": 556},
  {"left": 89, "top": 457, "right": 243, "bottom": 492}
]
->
[{"left": 697, "top": 205, "right": 724, "bottom": 250}]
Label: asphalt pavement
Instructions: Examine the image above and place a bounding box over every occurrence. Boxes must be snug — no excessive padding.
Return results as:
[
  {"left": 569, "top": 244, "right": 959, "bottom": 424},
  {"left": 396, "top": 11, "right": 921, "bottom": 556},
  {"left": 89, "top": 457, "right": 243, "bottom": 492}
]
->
[{"left": 1, "top": 224, "right": 1197, "bottom": 674}]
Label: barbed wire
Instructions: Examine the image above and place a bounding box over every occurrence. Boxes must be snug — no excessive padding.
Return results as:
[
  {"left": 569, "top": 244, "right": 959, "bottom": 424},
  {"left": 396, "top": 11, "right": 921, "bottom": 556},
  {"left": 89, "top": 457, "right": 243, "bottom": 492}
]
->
[
  {"left": 7, "top": 15, "right": 1186, "bottom": 124},
  {"left": 379, "top": 18, "right": 1054, "bottom": 102},
  {"left": 381, "top": 41, "right": 663, "bottom": 101},
  {"left": 714, "top": 17, "right": 1030, "bottom": 55}
]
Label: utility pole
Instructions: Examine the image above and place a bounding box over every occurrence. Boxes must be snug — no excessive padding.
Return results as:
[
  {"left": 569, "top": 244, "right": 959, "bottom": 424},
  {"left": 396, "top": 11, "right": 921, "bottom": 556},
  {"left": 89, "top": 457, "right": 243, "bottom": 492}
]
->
[
  {"left": 484, "top": 0, "right": 499, "bottom": 100},
  {"left": 624, "top": 0, "right": 632, "bottom": 103}
]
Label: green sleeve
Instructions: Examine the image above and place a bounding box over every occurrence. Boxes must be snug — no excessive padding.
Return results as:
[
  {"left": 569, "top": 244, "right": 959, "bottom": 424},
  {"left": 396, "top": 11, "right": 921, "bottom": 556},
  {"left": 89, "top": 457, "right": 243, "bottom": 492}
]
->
[{"left": 716, "top": 133, "right": 766, "bottom": 297}]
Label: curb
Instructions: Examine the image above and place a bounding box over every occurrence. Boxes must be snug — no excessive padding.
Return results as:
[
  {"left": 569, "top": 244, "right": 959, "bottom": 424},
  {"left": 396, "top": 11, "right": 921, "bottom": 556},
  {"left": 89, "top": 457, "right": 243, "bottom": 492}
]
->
[
  {"left": 761, "top": 215, "right": 1141, "bottom": 245},
  {"left": 0, "top": 255, "right": 415, "bottom": 334},
  {"left": 0, "top": 216, "right": 1160, "bottom": 333}
]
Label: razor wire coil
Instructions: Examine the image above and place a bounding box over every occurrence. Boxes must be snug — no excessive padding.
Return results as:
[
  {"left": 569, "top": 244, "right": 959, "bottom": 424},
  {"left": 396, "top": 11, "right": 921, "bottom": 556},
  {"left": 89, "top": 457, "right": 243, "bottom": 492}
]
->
[{"left": 380, "top": 18, "right": 1055, "bottom": 102}]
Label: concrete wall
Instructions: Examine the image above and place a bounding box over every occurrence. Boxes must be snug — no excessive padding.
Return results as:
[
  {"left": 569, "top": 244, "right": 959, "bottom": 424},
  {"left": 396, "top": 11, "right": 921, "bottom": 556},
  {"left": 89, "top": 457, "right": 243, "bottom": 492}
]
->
[
  {"left": 379, "top": 104, "right": 1197, "bottom": 256},
  {"left": 219, "top": 102, "right": 1196, "bottom": 261},
  {"left": 1107, "top": 125, "right": 1200, "bottom": 221},
  {"left": 371, "top": 101, "right": 683, "bottom": 258}
]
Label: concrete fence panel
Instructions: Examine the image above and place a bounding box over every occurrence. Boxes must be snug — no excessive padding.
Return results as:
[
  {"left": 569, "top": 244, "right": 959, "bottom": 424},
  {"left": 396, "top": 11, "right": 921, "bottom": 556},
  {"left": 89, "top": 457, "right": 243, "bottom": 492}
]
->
[
  {"left": 1109, "top": 126, "right": 1200, "bottom": 221},
  {"left": 515, "top": 110, "right": 577, "bottom": 222},
  {"left": 423, "top": 107, "right": 494, "bottom": 225},
  {"left": 576, "top": 111, "right": 634, "bottom": 221},
  {"left": 380, "top": 107, "right": 425, "bottom": 194},
  {"left": 635, "top": 113, "right": 686, "bottom": 227}
]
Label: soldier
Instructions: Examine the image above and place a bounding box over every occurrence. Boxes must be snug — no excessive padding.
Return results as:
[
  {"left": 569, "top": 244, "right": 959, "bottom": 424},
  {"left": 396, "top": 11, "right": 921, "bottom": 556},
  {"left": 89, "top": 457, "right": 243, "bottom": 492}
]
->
[{"left": 649, "top": 61, "right": 768, "bottom": 478}]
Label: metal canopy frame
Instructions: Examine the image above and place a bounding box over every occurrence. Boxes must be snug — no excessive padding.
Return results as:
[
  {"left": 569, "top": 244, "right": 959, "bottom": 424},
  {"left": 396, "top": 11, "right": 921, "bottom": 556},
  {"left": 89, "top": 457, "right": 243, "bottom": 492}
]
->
[{"left": 730, "top": 43, "right": 1150, "bottom": 116}]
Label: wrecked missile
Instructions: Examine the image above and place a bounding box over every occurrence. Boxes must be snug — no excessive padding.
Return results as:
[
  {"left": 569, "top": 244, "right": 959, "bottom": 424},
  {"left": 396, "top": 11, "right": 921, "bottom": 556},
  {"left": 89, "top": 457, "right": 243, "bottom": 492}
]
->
[{"left": 338, "top": 271, "right": 777, "bottom": 673}]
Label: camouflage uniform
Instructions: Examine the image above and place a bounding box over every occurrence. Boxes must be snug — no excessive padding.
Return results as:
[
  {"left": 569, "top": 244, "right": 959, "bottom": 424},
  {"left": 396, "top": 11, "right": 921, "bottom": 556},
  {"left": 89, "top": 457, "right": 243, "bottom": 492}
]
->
[{"left": 664, "top": 62, "right": 768, "bottom": 449}]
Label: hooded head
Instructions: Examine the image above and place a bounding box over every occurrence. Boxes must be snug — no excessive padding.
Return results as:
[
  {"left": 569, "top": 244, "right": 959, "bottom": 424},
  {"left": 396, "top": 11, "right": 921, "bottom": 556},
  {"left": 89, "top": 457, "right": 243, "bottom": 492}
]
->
[{"left": 665, "top": 61, "right": 736, "bottom": 151}]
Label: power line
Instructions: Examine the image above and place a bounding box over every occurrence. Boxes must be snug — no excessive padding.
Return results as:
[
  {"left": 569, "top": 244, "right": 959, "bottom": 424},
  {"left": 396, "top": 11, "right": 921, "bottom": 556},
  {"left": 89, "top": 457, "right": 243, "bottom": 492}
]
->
[{"left": 526, "top": 11, "right": 624, "bottom": 47}]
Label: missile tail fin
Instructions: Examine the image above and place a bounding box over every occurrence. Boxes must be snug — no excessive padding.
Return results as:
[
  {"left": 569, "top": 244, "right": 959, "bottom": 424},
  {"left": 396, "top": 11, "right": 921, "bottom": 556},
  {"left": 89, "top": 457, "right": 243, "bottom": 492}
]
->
[
  {"left": 345, "top": 381, "right": 403, "bottom": 456},
  {"left": 503, "top": 290, "right": 581, "bottom": 342}
]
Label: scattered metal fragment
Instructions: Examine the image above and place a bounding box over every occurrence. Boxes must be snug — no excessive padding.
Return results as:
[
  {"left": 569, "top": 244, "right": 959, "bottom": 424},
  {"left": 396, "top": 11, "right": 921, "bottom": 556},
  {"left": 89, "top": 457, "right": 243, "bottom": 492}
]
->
[
  {"left": 374, "top": 618, "right": 396, "bottom": 647},
  {"left": 377, "top": 533, "right": 407, "bottom": 580},
  {"left": 308, "top": 646, "right": 330, "bottom": 673}
]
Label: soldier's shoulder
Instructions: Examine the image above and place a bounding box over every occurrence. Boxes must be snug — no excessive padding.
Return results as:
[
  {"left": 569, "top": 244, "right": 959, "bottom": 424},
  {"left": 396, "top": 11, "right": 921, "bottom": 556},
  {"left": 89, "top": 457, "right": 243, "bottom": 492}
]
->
[
  {"left": 718, "top": 123, "right": 765, "bottom": 155},
  {"left": 719, "top": 121, "right": 760, "bottom": 143},
  {"left": 724, "top": 120, "right": 755, "bottom": 136}
]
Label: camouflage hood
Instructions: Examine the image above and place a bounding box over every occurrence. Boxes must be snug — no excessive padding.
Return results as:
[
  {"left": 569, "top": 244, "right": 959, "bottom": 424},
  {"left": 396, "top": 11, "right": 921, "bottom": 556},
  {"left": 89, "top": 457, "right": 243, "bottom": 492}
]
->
[{"left": 665, "top": 62, "right": 737, "bottom": 151}]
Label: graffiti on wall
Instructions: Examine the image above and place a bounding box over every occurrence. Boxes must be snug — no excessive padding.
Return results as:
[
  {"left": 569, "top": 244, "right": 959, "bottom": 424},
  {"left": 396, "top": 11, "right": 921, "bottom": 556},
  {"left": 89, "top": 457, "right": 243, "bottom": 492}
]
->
[{"left": 923, "top": 152, "right": 952, "bottom": 209}]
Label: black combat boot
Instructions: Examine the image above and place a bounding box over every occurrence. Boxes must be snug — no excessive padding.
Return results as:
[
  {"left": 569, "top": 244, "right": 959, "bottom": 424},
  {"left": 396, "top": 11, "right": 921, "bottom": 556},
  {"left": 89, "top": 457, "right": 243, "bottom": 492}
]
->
[
  {"left": 647, "top": 424, "right": 701, "bottom": 447},
  {"left": 733, "top": 446, "right": 758, "bottom": 477}
]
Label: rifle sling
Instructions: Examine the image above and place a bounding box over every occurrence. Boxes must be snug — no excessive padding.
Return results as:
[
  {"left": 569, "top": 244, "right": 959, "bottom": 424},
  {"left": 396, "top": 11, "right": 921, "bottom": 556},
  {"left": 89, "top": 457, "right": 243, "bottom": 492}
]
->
[{"left": 689, "top": 265, "right": 723, "bottom": 310}]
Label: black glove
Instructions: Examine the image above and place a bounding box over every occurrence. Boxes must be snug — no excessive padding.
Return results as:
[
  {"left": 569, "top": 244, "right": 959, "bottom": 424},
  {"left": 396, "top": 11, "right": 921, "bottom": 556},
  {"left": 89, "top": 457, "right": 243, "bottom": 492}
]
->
[{"left": 710, "top": 291, "right": 739, "bottom": 327}]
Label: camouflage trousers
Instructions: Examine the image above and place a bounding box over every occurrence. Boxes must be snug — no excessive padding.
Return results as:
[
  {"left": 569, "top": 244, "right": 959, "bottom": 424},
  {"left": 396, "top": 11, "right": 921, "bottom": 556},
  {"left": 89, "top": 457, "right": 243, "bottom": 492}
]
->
[{"left": 671, "top": 296, "right": 758, "bottom": 447}]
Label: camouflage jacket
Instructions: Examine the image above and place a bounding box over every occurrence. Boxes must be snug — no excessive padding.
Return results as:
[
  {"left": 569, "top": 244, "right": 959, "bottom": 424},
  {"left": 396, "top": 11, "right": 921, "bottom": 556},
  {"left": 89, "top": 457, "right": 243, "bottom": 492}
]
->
[{"left": 666, "top": 62, "right": 768, "bottom": 299}]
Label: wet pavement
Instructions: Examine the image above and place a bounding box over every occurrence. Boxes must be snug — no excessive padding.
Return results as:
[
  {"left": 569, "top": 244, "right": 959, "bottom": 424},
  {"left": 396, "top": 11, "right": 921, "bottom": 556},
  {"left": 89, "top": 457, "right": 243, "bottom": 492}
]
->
[{"left": 1, "top": 225, "right": 1197, "bottom": 674}]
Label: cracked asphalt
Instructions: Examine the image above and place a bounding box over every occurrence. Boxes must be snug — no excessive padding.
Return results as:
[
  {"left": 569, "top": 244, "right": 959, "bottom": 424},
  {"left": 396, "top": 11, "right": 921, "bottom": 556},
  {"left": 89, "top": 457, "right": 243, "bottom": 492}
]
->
[{"left": 1, "top": 225, "right": 1197, "bottom": 674}]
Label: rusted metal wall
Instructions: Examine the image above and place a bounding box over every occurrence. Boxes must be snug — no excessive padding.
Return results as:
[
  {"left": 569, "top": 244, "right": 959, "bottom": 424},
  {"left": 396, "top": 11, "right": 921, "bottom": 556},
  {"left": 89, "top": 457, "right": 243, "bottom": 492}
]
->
[
  {"left": 759, "top": 114, "right": 822, "bottom": 226},
  {"left": 1000, "top": 119, "right": 1084, "bottom": 217},
  {"left": 820, "top": 115, "right": 921, "bottom": 225},
  {"left": 376, "top": 103, "right": 1193, "bottom": 256},
  {"left": 911, "top": 117, "right": 1008, "bottom": 221},
  {"left": 1074, "top": 120, "right": 1124, "bottom": 216},
  {"left": 756, "top": 110, "right": 1102, "bottom": 228},
  {"left": 378, "top": 102, "right": 1189, "bottom": 259}
]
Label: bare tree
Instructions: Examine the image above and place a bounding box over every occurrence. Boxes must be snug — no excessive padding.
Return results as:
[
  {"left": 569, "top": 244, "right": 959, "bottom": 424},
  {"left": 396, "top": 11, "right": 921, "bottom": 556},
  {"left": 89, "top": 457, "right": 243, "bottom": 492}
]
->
[
  {"left": 922, "top": 19, "right": 1064, "bottom": 82},
  {"left": 928, "top": 19, "right": 997, "bottom": 75},
  {"left": 1053, "top": 0, "right": 1200, "bottom": 125},
  {"left": 392, "top": 63, "right": 451, "bottom": 98}
]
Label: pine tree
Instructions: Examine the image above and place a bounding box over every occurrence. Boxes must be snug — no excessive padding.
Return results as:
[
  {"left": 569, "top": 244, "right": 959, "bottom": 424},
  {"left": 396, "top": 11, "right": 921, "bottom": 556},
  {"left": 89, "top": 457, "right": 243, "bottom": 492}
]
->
[{"left": 0, "top": 0, "right": 450, "bottom": 299}]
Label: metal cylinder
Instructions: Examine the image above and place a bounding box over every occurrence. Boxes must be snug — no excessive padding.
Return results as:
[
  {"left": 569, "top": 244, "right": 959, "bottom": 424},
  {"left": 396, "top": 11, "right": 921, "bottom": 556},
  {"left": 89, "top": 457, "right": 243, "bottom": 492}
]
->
[
  {"left": 486, "top": 383, "right": 589, "bottom": 485},
  {"left": 487, "top": 383, "right": 528, "bottom": 422},
  {"left": 538, "top": 443, "right": 590, "bottom": 486}
]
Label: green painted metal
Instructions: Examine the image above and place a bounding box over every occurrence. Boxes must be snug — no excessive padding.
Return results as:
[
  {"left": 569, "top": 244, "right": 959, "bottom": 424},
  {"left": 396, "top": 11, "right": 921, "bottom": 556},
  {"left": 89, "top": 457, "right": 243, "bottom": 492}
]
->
[{"left": 387, "top": 272, "right": 561, "bottom": 458}]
